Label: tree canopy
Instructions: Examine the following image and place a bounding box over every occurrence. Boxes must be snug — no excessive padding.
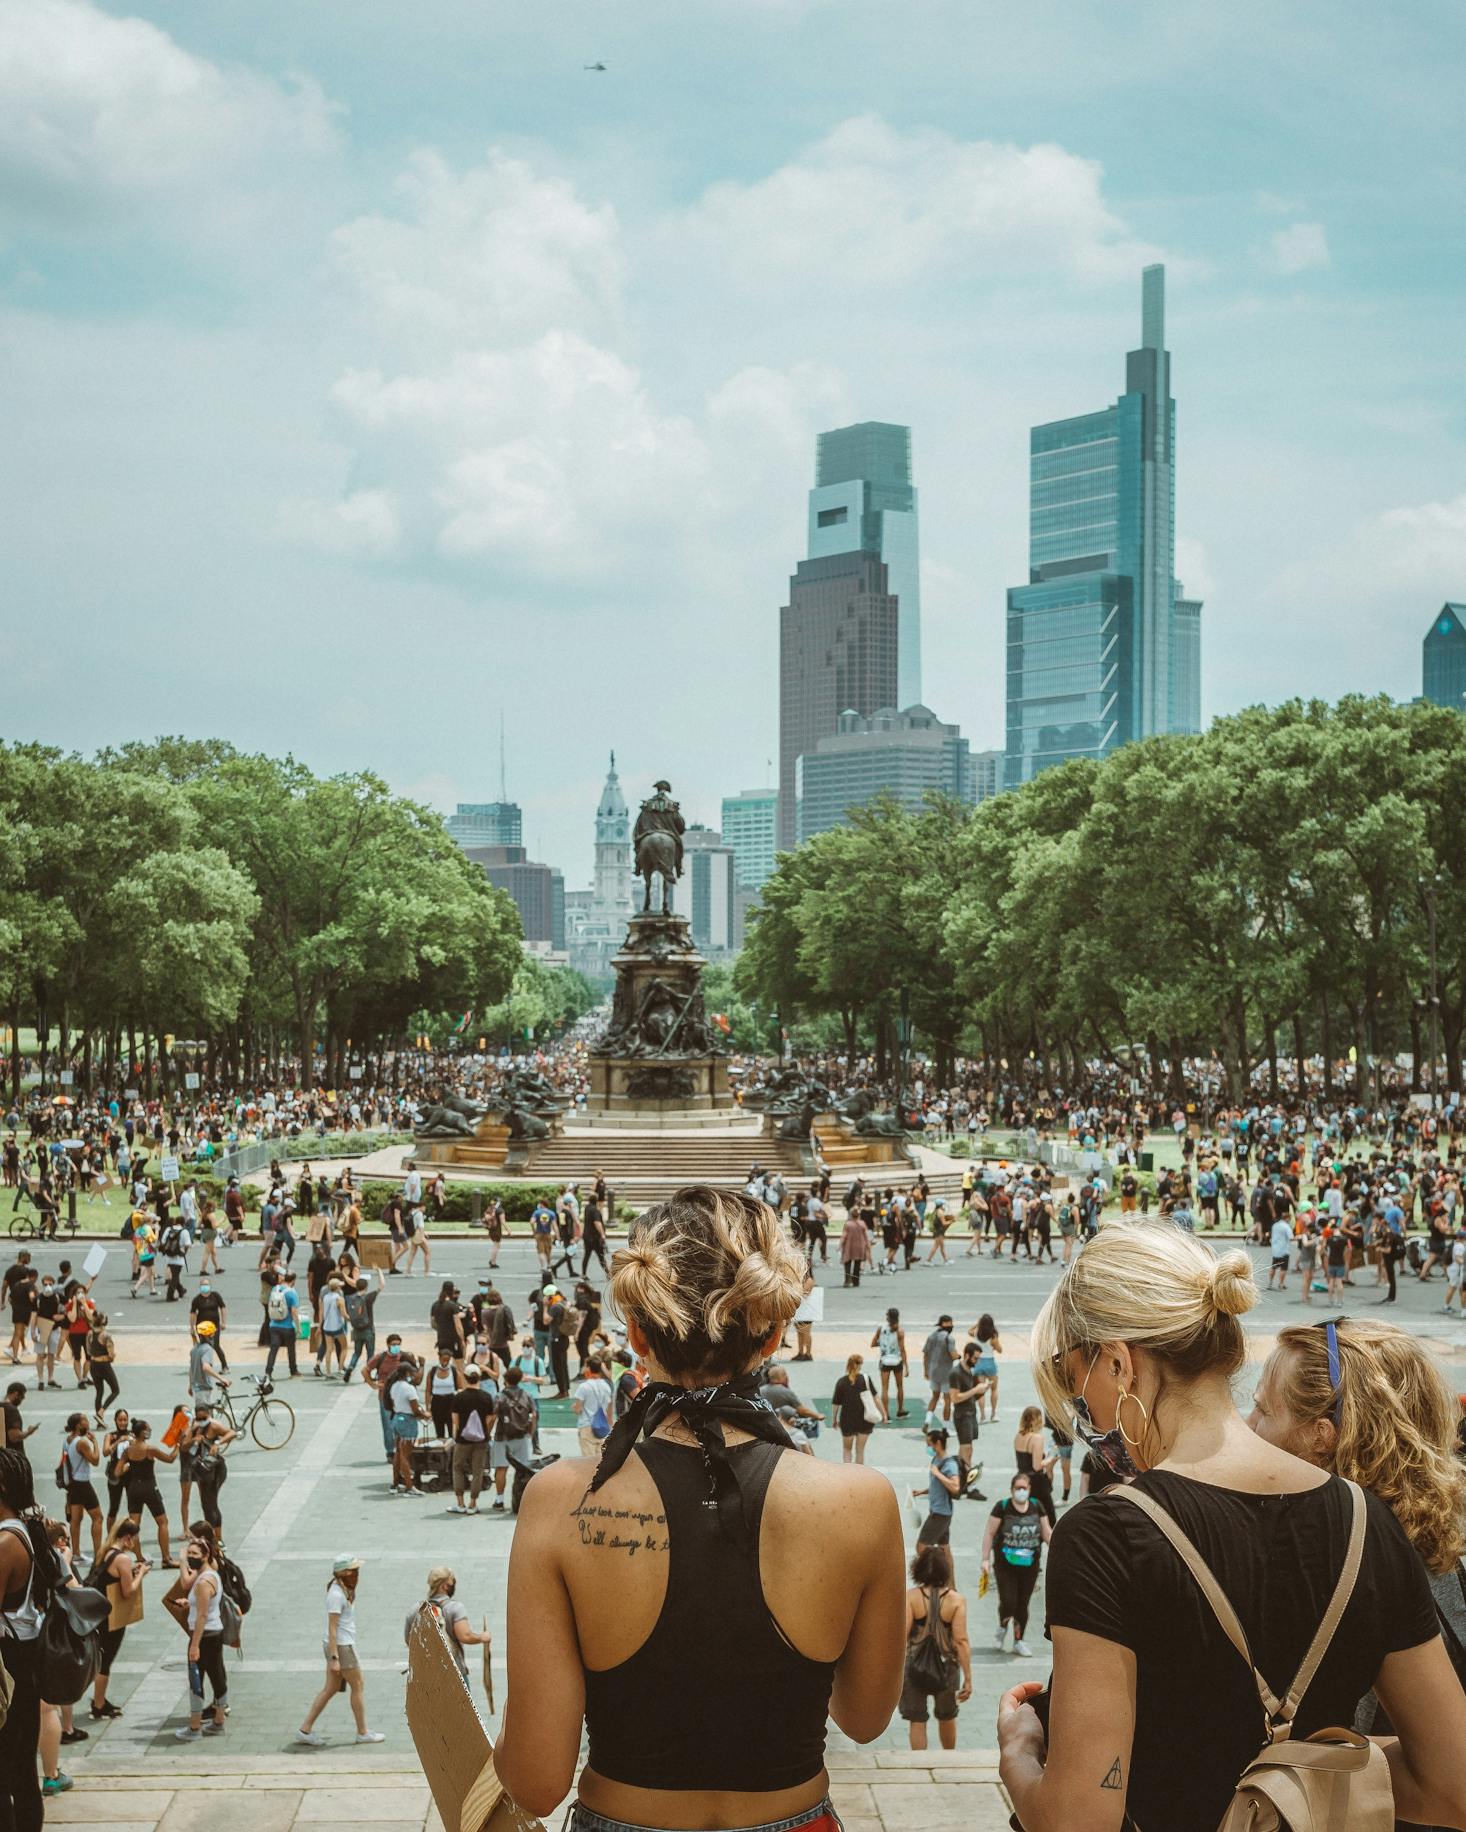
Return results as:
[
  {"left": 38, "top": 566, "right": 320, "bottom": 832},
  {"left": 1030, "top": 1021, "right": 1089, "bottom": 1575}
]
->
[
  {"left": 736, "top": 697, "right": 1466, "bottom": 1098},
  {"left": 0, "top": 738, "right": 530, "bottom": 1093}
]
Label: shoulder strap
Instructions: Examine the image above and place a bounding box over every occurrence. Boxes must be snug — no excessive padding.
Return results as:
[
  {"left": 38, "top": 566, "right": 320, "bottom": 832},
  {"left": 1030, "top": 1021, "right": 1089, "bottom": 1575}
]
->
[{"left": 1108, "top": 1480, "right": 1366, "bottom": 1734}]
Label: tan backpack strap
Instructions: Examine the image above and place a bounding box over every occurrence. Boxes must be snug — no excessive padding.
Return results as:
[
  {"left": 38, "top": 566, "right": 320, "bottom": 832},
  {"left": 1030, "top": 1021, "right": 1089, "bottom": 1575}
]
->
[
  {"left": 1275, "top": 1480, "right": 1366, "bottom": 1727},
  {"left": 1106, "top": 1487, "right": 1284, "bottom": 1719}
]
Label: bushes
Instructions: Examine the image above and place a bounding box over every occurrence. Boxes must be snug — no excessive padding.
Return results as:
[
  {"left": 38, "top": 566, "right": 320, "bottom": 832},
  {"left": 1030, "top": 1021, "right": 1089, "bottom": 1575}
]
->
[{"left": 186, "top": 1174, "right": 634, "bottom": 1226}]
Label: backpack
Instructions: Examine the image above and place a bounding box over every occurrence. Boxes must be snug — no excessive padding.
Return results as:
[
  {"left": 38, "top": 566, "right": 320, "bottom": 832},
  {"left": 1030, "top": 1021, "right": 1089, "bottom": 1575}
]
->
[
  {"left": 162, "top": 1226, "right": 184, "bottom": 1257},
  {"left": 500, "top": 1389, "right": 536, "bottom": 1438},
  {"left": 267, "top": 1286, "right": 290, "bottom": 1323},
  {"left": 1108, "top": 1480, "right": 1393, "bottom": 1832},
  {"left": 905, "top": 1585, "right": 959, "bottom": 1694},
  {"left": 460, "top": 1403, "right": 487, "bottom": 1444},
  {"left": 35, "top": 1540, "right": 108, "bottom": 1706}
]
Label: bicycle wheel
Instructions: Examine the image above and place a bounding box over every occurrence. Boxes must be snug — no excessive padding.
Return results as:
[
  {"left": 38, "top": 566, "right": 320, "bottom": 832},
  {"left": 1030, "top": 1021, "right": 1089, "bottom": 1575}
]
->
[
  {"left": 250, "top": 1397, "right": 295, "bottom": 1450},
  {"left": 7, "top": 1214, "right": 35, "bottom": 1240}
]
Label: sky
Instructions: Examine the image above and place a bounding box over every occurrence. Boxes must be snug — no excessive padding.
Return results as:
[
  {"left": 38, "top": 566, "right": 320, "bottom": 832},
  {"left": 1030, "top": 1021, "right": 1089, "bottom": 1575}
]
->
[{"left": 3, "top": 0, "right": 1464, "bottom": 884}]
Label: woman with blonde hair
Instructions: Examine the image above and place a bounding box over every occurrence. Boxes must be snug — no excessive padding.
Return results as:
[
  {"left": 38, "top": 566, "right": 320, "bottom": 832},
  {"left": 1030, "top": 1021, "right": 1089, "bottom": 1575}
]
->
[
  {"left": 832, "top": 1351, "right": 882, "bottom": 1462},
  {"left": 496, "top": 1185, "right": 905, "bottom": 1831},
  {"left": 1249, "top": 1317, "right": 1466, "bottom": 1728},
  {"left": 996, "top": 1217, "right": 1466, "bottom": 1832}
]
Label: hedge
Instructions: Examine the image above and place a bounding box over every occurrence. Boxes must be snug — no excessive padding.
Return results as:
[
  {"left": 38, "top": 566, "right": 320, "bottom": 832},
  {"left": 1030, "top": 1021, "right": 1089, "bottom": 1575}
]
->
[{"left": 185, "top": 1174, "right": 635, "bottom": 1226}]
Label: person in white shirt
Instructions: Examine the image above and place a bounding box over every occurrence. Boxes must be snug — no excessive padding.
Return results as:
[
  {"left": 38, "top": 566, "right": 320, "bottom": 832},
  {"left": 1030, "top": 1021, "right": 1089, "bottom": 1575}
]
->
[
  {"left": 572, "top": 1355, "right": 614, "bottom": 1460},
  {"left": 295, "top": 1556, "right": 386, "bottom": 1746},
  {"left": 1267, "top": 1216, "right": 1294, "bottom": 1290}
]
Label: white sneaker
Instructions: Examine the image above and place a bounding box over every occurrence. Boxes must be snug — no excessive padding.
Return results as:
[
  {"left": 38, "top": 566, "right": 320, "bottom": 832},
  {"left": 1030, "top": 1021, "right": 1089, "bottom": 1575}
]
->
[
  {"left": 295, "top": 1729, "right": 325, "bottom": 1746},
  {"left": 355, "top": 1731, "right": 385, "bottom": 1744},
  {"left": 1014, "top": 1639, "right": 1033, "bottom": 1657},
  {"left": 993, "top": 1626, "right": 1008, "bottom": 1651}
]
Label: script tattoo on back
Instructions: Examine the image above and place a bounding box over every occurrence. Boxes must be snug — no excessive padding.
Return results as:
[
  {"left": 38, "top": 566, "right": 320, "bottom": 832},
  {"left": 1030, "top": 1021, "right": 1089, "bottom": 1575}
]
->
[{"left": 569, "top": 1497, "right": 670, "bottom": 1556}]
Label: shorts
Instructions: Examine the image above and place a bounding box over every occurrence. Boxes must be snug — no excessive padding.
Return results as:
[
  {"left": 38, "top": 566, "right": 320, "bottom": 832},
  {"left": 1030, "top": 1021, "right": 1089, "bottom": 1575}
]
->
[
  {"left": 1055, "top": 1443, "right": 1072, "bottom": 1463},
  {"left": 491, "top": 1436, "right": 532, "bottom": 1469},
  {"left": 953, "top": 1409, "right": 977, "bottom": 1447},
  {"left": 391, "top": 1415, "right": 419, "bottom": 1442},
  {"left": 1271, "top": 1256, "right": 1289, "bottom": 1271},
  {"left": 975, "top": 1356, "right": 998, "bottom": 1377},
  {"left": 325, "top": 1643, "right": 360, "bottom": 1672},
  {"left": 66, "top": 1480, "right": 99, "bottom": 1511},
  {"left": 919, "top": 1511, "right": 952, "bottom": 1546},
  {"left": 899, "top": 1672, "right": 959, "bottom": 1723},
  {"left": 569, "top": 1803, "right": 843, "bottom": 1832}
]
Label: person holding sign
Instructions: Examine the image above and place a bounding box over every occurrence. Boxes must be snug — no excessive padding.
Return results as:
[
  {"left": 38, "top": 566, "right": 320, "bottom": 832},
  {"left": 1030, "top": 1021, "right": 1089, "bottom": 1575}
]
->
[{"left": 495, "top": 1185, "right": 905, "bottom": 1829}]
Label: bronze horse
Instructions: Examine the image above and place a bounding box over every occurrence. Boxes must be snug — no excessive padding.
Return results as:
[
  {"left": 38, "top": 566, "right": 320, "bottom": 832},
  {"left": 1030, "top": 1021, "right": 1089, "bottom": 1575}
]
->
[{"left": 635, "top": 829, "right": 680, "bottom": 915}]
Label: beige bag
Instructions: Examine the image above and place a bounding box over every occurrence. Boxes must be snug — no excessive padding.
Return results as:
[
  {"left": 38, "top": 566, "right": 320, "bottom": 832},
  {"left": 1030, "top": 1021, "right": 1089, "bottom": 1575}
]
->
[{"left": 1110, "top": 1479, "right": 1394, "bottom": 1832}]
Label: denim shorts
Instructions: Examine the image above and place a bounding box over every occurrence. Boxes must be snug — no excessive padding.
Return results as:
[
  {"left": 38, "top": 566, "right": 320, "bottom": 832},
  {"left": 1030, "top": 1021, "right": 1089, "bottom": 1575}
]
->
[{"left": 569, "top": 1802, "right": 842, "bottom": 1832}]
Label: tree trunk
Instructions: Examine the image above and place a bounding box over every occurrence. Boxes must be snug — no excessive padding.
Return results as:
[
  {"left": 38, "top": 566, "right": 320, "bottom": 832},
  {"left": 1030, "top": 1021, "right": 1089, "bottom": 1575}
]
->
[
  {"left": 1408, "top": 1007, "right": 1422, "bottom": 1092},
  {"left": 1320, "top": 990, "right": 1334, "bottom": 1099},
  {"left": 1265, "top": 1018, "right": 1279, "bottom": 1099},
  {"left": 7, "top": 1001, "right": 20, "bottom": 1102},
  {"left": 1292, "top": 1013, "right": 1307, "bottom": 1099}
]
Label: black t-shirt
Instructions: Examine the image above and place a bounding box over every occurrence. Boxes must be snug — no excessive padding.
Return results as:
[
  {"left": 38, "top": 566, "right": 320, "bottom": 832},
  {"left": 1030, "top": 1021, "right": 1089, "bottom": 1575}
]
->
[
  {"left": 4, "top": 1264, "right": 35, "bottom": 1316},
  {"left": 448, "top": 1388, "right": 496, "bottom": 1444},
  {"left": 431, "top": 1299, "right": 463, "bottom": 1349},
  {"left": 1044, "top": 1473, "right": 1436, "bottom": 1830},
  {"left": 991, "top": 1498, "right": 1045, "bottom": 1568},
  {"left": 190, "top": 1293, "right": 224, "bottom": 1328}
]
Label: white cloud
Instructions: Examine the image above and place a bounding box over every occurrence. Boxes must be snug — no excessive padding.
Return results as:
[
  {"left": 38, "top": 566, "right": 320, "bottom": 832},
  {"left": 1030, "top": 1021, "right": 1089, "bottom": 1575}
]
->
[
  {"left": 1272, "top": 490, "right": 1466, "bottom": 631},
  {"left": 279, "top": 487, "right": 402, "bottom": 560},
  {"left": 674, "top": 115, "right": 1170, "bottom": 290},
  {"left": 1174, "top": 534, "right": 1217, "bottom": 605},
  {"left": 0, "top": 0, "right": 337, "bottom": 235},
  {"left": 1267, "top": 221, "right": 1330, "bottom": 274},
  {"left": 1375, "top": 492, "right": 1466, "bottom": 587},
  {"left": 329, "top": 149, "right": 623, "bottom": 355}
]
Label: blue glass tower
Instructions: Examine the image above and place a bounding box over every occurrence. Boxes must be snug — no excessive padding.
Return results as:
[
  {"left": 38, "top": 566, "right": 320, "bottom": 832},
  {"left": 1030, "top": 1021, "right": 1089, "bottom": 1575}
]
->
[
  {"left": 1005, "top": 266, "right": 1200, "bottom": 787},
  {"left": 807, "top": 422, "right": 921, "bottom": 708},
  {"left": 1422, "top": 604, "right": 1466, "bottom": 709}
]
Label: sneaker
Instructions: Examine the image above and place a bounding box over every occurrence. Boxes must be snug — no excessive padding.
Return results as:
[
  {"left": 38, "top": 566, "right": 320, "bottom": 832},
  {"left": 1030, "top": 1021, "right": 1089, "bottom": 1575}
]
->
[
  {"left": 1014, "top": 1639, "right": 1033, "bottom": 1657},
  {"left": 491, "top": 1500, "right": 505, "bottom": 1511},
  {"left": 993, "top": 1626, "right": 1008, "bottom": 1651},
  {"left": 447, "top": 1504, "right": 466, "bottom": 1514},
  {"left": 42, "top": 1775, "right": 73, "bottom": 1796},
  {"left": 60, "top": 1727, "right": 89, "bottom": 1744},
  {"left": 465, "top": 1505, "right": 479, "bottom": 1515},
  {"left": 89, "top": 1702, "right": 122, "bottom": 1721},
  {"left": 295, "top": 1728, "right": 326, "bottom": 1746},
  {"left": 202, "top": 1721, "right": 226, "bottom": 1736},
  {"left": 354, "top": 1731, "right": 386, "bottom": 1744},
  {"left": 174, "top": 1726, "right": 202, "bottom": 1741}
]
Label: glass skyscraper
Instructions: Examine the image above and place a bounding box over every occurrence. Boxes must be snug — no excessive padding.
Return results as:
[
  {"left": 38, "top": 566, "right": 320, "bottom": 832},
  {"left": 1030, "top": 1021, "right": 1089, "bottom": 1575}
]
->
[
  {"left": 721, "top": 788, "right": 778, "bottom": 892},
  {"left": 1423, "top": 604, "right": 1466, "bottom": 709},
  {"left": 1005, "top": 266, "right": 1201, "bottom": 787},
  {"left": 807, "top": 422, "right": 921, "bottom": 709}
]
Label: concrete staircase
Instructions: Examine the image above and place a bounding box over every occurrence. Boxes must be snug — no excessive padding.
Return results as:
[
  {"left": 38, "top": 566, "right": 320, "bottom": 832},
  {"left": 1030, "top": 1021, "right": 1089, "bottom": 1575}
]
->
[{"left": 520, "top": 1129, "right": 806, "bottom": 1205}]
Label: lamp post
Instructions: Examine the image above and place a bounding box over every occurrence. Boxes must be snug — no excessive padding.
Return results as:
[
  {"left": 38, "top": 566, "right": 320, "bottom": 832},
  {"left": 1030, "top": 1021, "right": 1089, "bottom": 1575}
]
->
[{"left": 895, "top": 988, "right": 912, "bottom": 1126}]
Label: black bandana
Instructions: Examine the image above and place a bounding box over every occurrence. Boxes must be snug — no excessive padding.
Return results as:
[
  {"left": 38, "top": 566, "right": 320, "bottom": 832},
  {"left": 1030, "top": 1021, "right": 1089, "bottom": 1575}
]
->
[{"left": 587, "top": 1373, "right": 794, "bottom": 1547}]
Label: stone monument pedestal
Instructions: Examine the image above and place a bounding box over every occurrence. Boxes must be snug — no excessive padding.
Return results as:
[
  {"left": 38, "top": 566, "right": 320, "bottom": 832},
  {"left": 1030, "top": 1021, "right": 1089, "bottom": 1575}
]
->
[{"left": 586, "top": 911, "right": 734, "bottom": 1116}]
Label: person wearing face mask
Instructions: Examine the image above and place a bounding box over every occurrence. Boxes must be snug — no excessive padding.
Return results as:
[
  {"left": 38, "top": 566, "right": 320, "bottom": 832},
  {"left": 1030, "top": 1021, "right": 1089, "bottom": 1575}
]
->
[
  {"left": 174, "top": 1534, "right": 228, "bottom": 1741},
  {"left": 997, "top": 1217, "right": 1466, "bottom": 1832},
  {"left": 1249, "top": 1317, "right": 1466, "bottom": 1772},
  {"left": 188, "top": 1278, "right": 228, "bottom": 1370},
  {"left": 404, "top": 1564, "right": 492, "bottom": 1680},
  {"left": 33, "top": 1274, "right": 63, "bottom": 1390},
  {"left": 981, "top": 1473, "right": 1052, "bottom": 1657}
]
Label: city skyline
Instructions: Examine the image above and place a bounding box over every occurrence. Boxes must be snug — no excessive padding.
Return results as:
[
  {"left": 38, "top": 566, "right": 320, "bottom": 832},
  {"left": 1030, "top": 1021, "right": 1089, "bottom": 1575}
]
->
[{"left": 3, "top": 0, "right": 1464, "bottom": 876}]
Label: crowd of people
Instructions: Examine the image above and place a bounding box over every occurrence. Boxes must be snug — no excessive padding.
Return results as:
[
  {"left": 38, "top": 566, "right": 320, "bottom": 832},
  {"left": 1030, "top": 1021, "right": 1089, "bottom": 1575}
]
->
[{"left": 3, "top": 1060, "right": 1466, "bottom": 1828}]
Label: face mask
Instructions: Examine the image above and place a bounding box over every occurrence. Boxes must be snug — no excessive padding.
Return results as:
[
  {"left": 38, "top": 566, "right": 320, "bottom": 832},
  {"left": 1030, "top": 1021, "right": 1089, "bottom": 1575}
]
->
[
  {"left": 200, "top": 1284, "right": 210, "bottom": 1294},
  {"left": 1012, "top": 1486, "right": 1031, "bottom": 1505},
  {"left": 1070, "top": 1350, "right": 1142, "bottom": 1480}
]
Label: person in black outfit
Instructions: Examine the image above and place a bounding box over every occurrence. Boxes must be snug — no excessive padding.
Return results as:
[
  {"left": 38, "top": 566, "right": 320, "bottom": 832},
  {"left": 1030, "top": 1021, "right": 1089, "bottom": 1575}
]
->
[
  {"left": 999, "top": 1216, "right": 1466, "bottom": 1832},
  {"left": 580, "top": 1199, "right": 608, "bottom": 1278},
  {"left": 494, "top": 1185, "right": 906, "bottom": 1830}
]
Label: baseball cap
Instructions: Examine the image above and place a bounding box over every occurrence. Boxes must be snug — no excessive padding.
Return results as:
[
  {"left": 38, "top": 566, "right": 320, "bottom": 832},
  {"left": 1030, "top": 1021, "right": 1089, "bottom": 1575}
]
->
[
  {"left": 196, "top": 1321, "right": 216, "bottom": 1336},
  {"left": 543, "top": 1285, "right": 559, "bottom": 1298}
]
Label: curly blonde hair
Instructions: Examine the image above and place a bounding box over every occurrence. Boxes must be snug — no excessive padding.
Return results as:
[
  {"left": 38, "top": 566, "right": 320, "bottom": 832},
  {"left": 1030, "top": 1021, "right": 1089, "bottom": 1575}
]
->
[
  {"left": 610, "top": 1185, "right": 805, "bottom": 1379},
  {"left": 1268, "top": 1321, "right": 1466, "bottom": 1575}
]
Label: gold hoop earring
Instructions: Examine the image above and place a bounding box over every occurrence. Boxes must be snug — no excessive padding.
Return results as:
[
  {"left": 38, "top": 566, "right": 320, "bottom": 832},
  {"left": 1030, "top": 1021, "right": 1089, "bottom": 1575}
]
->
[{"left": 1116, "top": 1386, "right": 1149, "bottom": 1447}]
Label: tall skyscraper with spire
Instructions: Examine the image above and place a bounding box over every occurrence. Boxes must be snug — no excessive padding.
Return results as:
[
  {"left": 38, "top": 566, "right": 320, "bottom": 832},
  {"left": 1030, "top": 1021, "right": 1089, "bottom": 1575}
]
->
[
  {"left": 593, "top": 752, "right": 633, "bottom": 923},
  {"left": 1005, "top": 265, "right": 1202, "bottom": 787},
  {"left": 568, "top": 754, "right": 634, "bottom": 985}
]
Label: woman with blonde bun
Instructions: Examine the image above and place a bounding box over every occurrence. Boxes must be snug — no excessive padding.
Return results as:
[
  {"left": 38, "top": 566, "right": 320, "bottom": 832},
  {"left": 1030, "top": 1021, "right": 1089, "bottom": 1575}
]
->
[
  {"left": 997, "top": 1217, "right": 1466, "bottom": 1832},
  {"left": 496, "top": 1185, "right": 906, "bottom": 1831}
]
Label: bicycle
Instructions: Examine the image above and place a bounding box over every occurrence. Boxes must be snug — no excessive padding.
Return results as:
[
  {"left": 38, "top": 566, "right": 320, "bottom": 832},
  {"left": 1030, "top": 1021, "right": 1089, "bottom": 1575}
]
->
[
  {"left": 7, "top": 1188, "right": 81, "bottom": 1242},
  {"left": 216, "top": 1373, "right": 296, "bottom": 1450}
]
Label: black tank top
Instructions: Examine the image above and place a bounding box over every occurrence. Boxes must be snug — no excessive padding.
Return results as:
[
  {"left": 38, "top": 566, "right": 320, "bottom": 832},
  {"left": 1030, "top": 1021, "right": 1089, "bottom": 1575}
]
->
[{"left": 582, "top": 1437, "right": 835, "bottom": 1792}]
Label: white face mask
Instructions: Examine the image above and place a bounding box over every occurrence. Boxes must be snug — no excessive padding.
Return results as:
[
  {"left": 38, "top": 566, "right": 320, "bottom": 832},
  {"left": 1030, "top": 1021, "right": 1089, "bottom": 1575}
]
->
[{"left": 1012, "top": 1487, "right": 1031, "bottom": 1505}]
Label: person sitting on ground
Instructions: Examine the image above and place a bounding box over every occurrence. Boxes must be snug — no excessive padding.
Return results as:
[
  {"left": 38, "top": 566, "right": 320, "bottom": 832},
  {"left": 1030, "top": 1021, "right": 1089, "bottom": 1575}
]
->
[
  {"left": 495, "top": 1184, "right": 906, "bottom": 1829},
  {"left": 758, "top": 1365, "right": 821, "bottom": 1452}
]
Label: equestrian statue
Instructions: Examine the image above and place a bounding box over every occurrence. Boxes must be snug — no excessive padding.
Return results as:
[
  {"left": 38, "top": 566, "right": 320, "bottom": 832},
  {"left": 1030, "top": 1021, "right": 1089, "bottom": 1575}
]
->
[{"left": 633, "top": 778, "right": 685, "bottom": 916}]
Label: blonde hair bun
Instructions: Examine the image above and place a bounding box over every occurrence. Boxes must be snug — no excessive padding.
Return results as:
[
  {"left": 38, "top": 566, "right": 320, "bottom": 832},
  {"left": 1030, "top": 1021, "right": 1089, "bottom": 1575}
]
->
[{"left": 1206, "top": 1250, "right": 1256, "bottom": 1319}]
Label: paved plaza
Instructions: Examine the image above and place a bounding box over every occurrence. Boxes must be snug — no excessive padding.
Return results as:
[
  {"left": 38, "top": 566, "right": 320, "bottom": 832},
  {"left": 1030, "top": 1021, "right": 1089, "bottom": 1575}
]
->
[{"left": 11, "top": 1224, "right": 1464, "bottom": 1829}]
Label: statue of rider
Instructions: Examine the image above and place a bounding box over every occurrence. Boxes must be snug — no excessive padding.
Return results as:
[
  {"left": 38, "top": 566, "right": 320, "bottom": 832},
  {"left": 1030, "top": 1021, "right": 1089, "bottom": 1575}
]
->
[{"left": 633, "top": 779, "right": 685, "bottom": 876}]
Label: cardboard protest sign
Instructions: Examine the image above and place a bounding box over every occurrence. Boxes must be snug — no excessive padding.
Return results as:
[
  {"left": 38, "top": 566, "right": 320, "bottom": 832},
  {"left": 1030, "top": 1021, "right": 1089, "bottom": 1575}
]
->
[{"left": 405, "top": 1605, "right": 543, "bottom": 1832}]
